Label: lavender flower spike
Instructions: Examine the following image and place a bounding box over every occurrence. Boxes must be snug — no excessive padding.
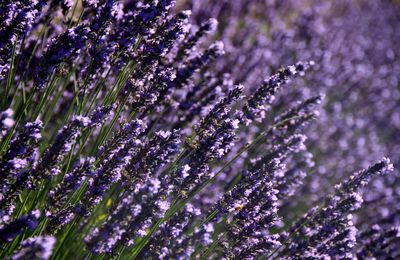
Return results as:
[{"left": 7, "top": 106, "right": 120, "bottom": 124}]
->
[
  {"left": 0, "top": 210, "right": 40, "bottom": 243},
  {"left": 10, "top": 236, "right": 56, "bottom": 260},
  {"left": 243, "top": 61, "right": 314, "bottom": 123}
]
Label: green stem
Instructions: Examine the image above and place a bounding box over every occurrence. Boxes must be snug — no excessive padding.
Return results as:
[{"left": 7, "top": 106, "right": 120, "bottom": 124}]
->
[
  {"left": 0, "top": 92, "right": 34, "bottom": 154},
  {"left": 68, "top": 0, "right": 79, "bottom": 28},
  {"left": 3, "top": 37, "right": 19, "bottom": 109}
]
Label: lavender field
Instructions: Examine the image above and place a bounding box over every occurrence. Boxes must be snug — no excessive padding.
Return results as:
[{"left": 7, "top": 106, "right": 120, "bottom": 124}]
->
[{"left": 0, "top": 0, "right": 399, "bottom": 259}]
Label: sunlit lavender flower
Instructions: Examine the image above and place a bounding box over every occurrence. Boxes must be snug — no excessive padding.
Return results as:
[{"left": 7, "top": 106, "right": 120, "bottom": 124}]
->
[
  {"left": 0, "top": 120, "right": 42, "bottom": 187},
  {"left": 243, "top": 61, "right": 314, "bottom": 124},
  {"left": 174, "top": 18, "right": 218, "bottom": 62},
  {"left": 174, "top": 85, "right": 243, "bottom": 195},
  {"left": 280, "top": 158, "right": 394, "bottom": 258},
  {"left": 47, "top": 157, "right": 95, "bottom": 213},
  {"left": 10, "top": 235, "right": 56, "bottom": 260},
  {"left": 79, "top": 0, "right": 121, "bottom": 86},
  {"left": 334, "top": 157, "right": 394, "bottom": 196},
  {"left": 0, "top": 210, "right": 40, "bottom": 243},
  {"left": 33, "top": 25, "right": 90, "bottom": 90},
  {"left": 33, "top": 105, "right": 113, "bottom": 182},
  {"left": 0, "top": 120, "right": 42, "bottom": 219},
  {"left": 0, "top": 108, "right": 15, "bottom": 138},
  {"left": 175, "top": 41, "right": 225, "bottom": 89},
  {"left": 357, "top": 224, "right": 400, "bottom": 259},
  {"left": 0, "top": 1, "right": 45, "bottom": 78},
  {"left": 32, "top": 116, "right": 90, "bottom": 180},
  {"left": 85, "top": 129, "right": 181, "bottom": 253},
  {"left": 138, "top": 203, "right": 203, "bottom": 259}
]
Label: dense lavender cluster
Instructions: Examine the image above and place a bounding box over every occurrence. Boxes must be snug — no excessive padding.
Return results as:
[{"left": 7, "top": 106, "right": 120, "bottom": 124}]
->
[{"left": 0, "top": 0, "right": 399, "bottom": 259}]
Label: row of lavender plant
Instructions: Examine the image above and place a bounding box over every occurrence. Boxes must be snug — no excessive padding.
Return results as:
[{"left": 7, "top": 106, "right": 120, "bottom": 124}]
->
[{"left": 0, "top": 0, "right": 398, "bottom": 259}]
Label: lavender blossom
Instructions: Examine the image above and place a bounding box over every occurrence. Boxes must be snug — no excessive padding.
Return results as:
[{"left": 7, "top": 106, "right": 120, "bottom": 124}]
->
[
  {"left": 138, "top": 203, "right": 203, "bottom": 259},
  {"left": 243, "top": 61, "right": 314, "bottom": 124},
  {"left": 85, "top": 129, "right": 181, "bottom": 253},
  {"left": 0, "top": 210, "right": 40, "bottom": 243},
  {"left": 0, "top": 1, "right": 46, "bottom": 78},
  {"left": 33, "top": 25, "right": 90, "bottom": 90},
  {"left": 10, "top": 236, "right": 56, "bottom": 260},
  {"left": 280, "top": 158, "right": 394, "bottom": 258},
  {"left": 46, "top": 157, "right": 95, "bottom": 214},
  {"left": 33, "top": 105, "right": 113, "bottom": 182},
  {"left": 174, "top": 85, "right": 243, "bottom": 195},
  {"left": 0, "top": 120, "right": 42, "bottom": 190},
  {"left": 0, "top": 120, "right": 42, "bottom": 219},
  {"left": 357, "top": 224, "right": 400, "bottom": 259},
  {"left": 32, "top": 116, "right": 90, "bottom": 180},
  {"left": 0, "top": 109, "right": 15, "bottom": 138},
  {"left": 174, "top": 18, "right": 218, "bottom": 62}
]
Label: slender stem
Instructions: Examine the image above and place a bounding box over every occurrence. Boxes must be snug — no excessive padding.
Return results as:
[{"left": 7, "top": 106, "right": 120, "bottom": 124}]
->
[
  {"left": 68, "top": 0, "right": 79, "bottom": 28},
  {"left": 4, "top": 37, "right": 19, "bottom": 109},
  {"left": 0, "top": 92, "right": 34, "bottom": 154}
]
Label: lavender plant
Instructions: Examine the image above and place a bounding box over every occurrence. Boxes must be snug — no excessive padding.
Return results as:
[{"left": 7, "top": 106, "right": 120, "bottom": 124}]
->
[{"left": 0, "top": 0, "right": 399, "bottom": 259}]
